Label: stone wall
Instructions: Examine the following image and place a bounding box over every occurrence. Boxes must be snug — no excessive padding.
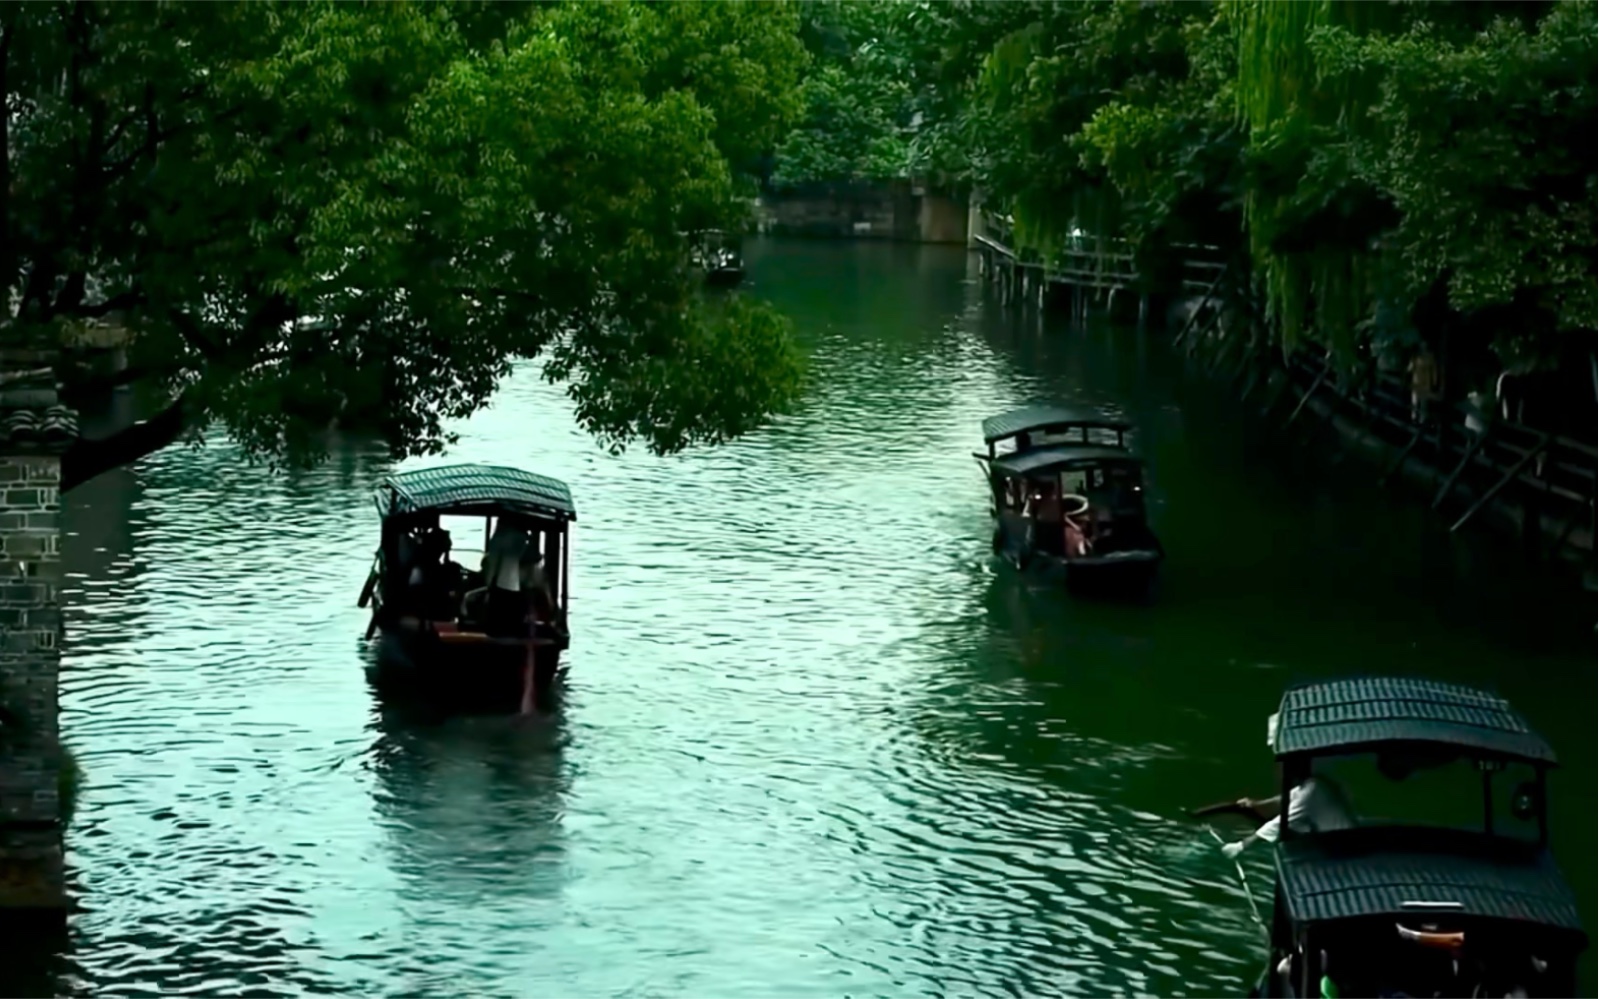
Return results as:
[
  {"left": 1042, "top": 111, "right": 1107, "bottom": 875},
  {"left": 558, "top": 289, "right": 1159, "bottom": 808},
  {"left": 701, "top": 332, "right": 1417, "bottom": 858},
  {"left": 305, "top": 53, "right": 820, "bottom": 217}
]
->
[
  {"left": 0, "top": 358, "right": 72, "bottom": 920},
  {"left": 757, "top": 182, "right": 969, "bottom": 244}
]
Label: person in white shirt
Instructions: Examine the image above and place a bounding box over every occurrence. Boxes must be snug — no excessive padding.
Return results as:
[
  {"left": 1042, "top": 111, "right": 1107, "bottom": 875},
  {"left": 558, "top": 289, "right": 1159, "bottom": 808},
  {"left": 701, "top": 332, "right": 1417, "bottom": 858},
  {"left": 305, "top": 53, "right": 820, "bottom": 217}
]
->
[
  {"left": 1221, "top": 712, "right": 1357, "bottom": 859},
  {"left": 482, "top": 522, "right": 532, "bottom": 635}
]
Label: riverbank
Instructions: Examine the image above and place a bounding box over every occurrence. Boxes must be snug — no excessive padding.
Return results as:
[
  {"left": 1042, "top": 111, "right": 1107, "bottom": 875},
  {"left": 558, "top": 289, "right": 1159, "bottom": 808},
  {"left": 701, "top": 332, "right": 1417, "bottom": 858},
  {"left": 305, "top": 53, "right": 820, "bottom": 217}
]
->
[
  {"left": 1178, "top": 306, "right": 1597, "bottom": 584},
  {"left": 972, "top": 219, "right": 1596, "bottom": 589}
]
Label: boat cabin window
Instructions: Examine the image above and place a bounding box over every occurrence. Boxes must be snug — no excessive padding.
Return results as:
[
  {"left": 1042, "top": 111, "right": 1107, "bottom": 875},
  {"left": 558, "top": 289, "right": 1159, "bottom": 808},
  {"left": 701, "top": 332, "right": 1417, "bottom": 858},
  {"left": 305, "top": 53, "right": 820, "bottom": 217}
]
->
[
  {"left": 1306, "top": 751, "right": 1544, "bottom": 841},
  {"left": 437, "top": 514, "right": 487, "bottom": 569},
  {"left": 994, "top": 425, "right": 1126, "bottom": 457},
  {"left": 1028, "top": 478, "right": 1061, "bottom": 520}
]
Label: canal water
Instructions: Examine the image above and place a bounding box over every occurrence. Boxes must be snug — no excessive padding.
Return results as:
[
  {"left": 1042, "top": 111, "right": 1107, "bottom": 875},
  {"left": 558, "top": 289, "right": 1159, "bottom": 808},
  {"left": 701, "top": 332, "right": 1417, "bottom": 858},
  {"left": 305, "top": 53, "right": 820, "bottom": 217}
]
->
[{"left": 34, "top": 238, "right": 1596, "bottom": 997}]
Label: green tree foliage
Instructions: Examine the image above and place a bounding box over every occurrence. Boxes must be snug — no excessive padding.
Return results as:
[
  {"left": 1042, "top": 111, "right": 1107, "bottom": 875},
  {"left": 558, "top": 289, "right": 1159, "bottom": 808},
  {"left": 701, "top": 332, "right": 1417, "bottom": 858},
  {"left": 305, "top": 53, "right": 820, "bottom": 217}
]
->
[
  {"left": 770, "top": 0, "right": 914, "bottom": 188},
  {"left": 965, "top": 1, "right": 1240, "bottom": 269},
  {"left": 943, "top": 0, "right": 1595, "bottom": 375},
  {"left": 1, "top": 1, "right": 807, "bottom": 491},
  {"left": 770, "top": 0, "right": 1038, "bottom": 191},
  {"left": 1308, "top": 1, "right": 1596, "bottom": 369}
]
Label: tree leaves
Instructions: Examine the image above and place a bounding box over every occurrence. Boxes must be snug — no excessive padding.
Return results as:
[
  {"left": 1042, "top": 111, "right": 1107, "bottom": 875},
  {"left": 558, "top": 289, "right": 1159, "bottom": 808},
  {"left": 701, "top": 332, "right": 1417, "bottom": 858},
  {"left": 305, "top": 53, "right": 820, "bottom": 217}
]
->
[
  {"left": 939, "top": 0, "right": 1593, "bottom": 373},
  {"left": 4, "top": 0, "right": 808, "bottom": 485}
]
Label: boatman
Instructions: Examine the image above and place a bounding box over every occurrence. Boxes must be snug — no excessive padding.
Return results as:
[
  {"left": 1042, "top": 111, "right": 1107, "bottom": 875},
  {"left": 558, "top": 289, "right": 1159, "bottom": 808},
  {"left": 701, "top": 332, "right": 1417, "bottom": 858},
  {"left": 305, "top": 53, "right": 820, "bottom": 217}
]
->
[{"left": 1220, "top": 712, "right": 1356, "bottom": 859}]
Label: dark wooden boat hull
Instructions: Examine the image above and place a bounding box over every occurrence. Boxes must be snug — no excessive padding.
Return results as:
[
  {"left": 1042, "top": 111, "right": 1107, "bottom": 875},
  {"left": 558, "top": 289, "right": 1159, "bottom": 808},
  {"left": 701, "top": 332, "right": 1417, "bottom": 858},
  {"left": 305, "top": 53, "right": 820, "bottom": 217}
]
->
[
  {"left": 1062, "top": 549, "right": 1161, "bottom": 584},
  {"left": 370, "top": 628, "right": 562, "bottom": 710},
  {"left": 994, "top": 520, "right": 1162, "bottom": 597},
  {"left": 705, "top": 266, "right": 745, "bottom": 288},
  {"left": 1049, "top": 550, "right": 1161, "bottom": 597}
]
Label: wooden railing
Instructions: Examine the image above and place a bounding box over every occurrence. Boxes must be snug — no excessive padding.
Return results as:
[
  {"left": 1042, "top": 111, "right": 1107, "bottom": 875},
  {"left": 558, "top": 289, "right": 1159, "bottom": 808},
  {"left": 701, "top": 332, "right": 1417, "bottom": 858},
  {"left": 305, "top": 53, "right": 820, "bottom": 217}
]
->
[
  {"left": 974, "top": 210, "right": 1225, "bottom": 295},
  {"left": 1278, "top": 350, "right": 1596, "bottom": 554}
]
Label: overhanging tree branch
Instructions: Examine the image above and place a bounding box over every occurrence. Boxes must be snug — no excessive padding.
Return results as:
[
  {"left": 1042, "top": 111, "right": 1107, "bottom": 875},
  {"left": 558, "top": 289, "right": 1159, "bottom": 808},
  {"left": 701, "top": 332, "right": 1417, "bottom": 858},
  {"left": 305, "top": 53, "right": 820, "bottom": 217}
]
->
[{"left": 60, "top": 390, "right": 190, "bottom": 492}]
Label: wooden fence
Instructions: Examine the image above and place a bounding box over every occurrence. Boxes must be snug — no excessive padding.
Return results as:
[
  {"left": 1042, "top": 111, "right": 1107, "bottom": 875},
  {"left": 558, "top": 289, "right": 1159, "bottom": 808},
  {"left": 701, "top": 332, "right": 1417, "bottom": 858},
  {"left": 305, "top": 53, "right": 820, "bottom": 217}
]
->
[
  {"left": 971, "top": 210, "right": 1226, "bottom": 308},
  {"left": 1265, "top": 348, "right": 1597, "bottom": 563}
]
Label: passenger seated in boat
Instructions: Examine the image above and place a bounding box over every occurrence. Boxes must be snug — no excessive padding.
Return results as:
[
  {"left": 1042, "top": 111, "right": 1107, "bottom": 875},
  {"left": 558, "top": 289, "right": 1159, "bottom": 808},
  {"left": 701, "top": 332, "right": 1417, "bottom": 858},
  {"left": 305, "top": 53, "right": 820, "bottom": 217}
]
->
[
  {"left": 1061, "top": 494, "right": 1095, "bottom": 557},
  {"left": 1063, "top": 515, "right": 1092, "bottom": 556},
  {"left": 408, "top": 528, "right": 460, "bottom": 621},
  {"left": 389, "top": 522, "right": 446, "bottom": 625},
  {"left": 1222, "top": 712, "right": 1356, "bottom": 858},
  {"left": 455, "top": 521, "right": 544, "bottom": 638}
]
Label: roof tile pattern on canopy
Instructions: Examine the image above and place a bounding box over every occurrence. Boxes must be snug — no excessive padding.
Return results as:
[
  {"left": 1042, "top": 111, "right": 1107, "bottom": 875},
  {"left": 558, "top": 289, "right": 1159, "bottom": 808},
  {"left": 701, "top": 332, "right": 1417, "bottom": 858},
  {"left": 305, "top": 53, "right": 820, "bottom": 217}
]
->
[
  {"left": 981, "top": 405, "right": 1131, "bottom": 444},
  {"left": 1273, "top": 676, "right": 1556, "bottom": 765},
  {"left": 1277, "top": 832, "right": 1586, "bottom": 934},
  {"left": 376, "top": 463, "right": 576, "bottom": 521}
]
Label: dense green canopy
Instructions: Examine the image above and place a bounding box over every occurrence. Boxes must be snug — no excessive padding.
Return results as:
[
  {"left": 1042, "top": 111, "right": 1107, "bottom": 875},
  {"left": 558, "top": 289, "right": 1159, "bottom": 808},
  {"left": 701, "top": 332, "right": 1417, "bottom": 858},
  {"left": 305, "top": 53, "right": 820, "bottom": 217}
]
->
[
  {"left": 2, "top": 0, "right": 807, "bottom": 490},
  {"left": 8, "top": 0, "right": 1592, "bottom": 487},
  {"left": 881, "top": 0, "right": 1595, "bottom": 384}
]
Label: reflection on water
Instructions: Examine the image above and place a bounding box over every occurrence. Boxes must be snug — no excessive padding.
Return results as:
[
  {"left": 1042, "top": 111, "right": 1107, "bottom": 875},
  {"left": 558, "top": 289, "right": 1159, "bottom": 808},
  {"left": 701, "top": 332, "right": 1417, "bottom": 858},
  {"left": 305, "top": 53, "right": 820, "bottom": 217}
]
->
[
  {"left": 368, "top": 704, "right": 573, "bottom": 907},
  {"left": 28, "top": 238, "right": 1594, "bottom": 997}
]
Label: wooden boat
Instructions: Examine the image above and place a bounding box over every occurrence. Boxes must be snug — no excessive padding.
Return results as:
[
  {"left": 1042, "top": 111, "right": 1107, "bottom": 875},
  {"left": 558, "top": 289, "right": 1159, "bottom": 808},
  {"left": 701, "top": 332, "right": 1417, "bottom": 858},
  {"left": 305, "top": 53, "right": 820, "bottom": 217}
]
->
[
  {"left": 975, "top": 404, "right": 1163, "bottom": 594},
  {"left": 357, "top": 463, "right": 576, "bottom": 708},
  {"left": 690, "top": 229, "right": 745, "bottom": 288},
  {"left": 1248, "top": 677, "right": 1587, "bottom": 998}
]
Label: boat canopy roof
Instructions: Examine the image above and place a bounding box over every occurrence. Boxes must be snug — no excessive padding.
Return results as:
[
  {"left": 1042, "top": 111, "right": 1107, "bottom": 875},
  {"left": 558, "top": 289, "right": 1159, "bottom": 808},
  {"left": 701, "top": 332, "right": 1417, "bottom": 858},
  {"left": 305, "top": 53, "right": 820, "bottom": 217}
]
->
[
  {"left": 1272, "top": 677, "right": 1556, "bottom": 766},
  {"left": 982, "top": 405, "right": 1131, "bottom": 445},
  {"left": 376, "top": 463, "right": 576, "bottom": 522},
  {"left": 989, "top": 444, "right": 1141, "bottom": 477},
  {"left": 1276, "top": 827, "right": 1587, "bottom": 941}
]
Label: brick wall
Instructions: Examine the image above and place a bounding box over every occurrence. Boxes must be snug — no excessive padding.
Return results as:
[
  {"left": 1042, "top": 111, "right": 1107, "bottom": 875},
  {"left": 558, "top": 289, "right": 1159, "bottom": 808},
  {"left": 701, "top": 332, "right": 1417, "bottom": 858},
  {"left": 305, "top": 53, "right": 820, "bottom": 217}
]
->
[{"left": 0, "top": 451, "right": 68, "bottom": 917}]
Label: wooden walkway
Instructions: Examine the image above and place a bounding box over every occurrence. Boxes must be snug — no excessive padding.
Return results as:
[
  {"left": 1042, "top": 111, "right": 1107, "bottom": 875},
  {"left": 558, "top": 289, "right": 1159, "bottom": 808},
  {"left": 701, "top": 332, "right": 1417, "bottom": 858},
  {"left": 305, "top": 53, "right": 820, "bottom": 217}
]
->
[
  {"left": 971, "top": 210, "right": 1225, "bottom": 309},
  {"left": 1264, "top": 348, "right": 1596, "bottom": 561},
  {"left": 969, "top": 209, "right": 1595, "bottom": 568}
]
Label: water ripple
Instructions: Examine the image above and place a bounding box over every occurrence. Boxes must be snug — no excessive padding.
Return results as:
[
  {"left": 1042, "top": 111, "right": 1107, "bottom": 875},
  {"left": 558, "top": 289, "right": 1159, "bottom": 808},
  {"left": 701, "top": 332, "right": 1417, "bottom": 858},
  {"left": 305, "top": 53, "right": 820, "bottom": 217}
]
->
[{"left": 36, "top": 239, "right": 1593, "bottom": 998}]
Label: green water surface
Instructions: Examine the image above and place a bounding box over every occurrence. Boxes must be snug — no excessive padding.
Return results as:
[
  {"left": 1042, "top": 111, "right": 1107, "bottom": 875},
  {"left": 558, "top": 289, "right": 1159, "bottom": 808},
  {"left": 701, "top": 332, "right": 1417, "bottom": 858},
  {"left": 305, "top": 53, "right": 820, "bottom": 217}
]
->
[{"left": 32, "top": 238, "right": 1596, "bottom": 998}]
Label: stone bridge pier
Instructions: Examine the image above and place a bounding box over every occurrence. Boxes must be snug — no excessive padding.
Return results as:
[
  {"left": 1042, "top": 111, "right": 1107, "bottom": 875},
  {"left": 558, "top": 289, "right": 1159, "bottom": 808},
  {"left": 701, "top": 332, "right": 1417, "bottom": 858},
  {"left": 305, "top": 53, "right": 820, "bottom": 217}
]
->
[{"left": 0, "top": 348, "right": 74, "bottom": 922}]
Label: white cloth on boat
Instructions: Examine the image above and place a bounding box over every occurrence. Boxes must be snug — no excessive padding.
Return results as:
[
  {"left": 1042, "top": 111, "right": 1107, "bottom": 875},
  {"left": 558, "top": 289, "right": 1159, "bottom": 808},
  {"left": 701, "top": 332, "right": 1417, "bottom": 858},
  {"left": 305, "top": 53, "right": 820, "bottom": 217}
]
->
[
  {"left": 1222, "top": 776, "right": 1356, "bottom": 859},
  {"left": 1252, "top": 776, "right": 1355, "bottom": 844},
  {"left": 484, "top": 524, "right": 531, "bottom": 593}
]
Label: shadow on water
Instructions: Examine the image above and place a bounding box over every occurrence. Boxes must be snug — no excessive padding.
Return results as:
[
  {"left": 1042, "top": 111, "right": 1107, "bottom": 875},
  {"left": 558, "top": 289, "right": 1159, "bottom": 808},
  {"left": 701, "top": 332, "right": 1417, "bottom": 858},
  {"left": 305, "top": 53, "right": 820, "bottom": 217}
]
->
[{"left": 360, "top": 698, "right": 575, "bottom": 994}]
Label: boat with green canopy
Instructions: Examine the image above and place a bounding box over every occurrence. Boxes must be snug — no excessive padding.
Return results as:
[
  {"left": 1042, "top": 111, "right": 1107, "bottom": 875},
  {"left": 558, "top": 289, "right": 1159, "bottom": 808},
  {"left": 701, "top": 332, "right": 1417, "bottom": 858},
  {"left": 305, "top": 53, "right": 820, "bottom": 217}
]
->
[
  {"left": 357, "top": 463, "right": 576, "bottom": 712},
  {"left": 975, "top": 404, "right": 1163, "bottom": 594},
  {"left": 1240, "top": 676, "right": 1586, "bottom": 998}
]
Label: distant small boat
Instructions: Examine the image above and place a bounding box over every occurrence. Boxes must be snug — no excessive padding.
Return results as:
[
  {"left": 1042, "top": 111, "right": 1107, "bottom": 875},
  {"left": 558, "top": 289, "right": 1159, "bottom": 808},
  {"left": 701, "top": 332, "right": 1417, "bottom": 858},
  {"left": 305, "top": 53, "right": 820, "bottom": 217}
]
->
[
  {"left": 689, "top": 229, "right": 745, "bottom": 288},
  {"left": 357, "top": 463, "right": 577, "bottom": 708},
  {"left": 974, "top": 404, "right": 1163, "bottom": 595}
]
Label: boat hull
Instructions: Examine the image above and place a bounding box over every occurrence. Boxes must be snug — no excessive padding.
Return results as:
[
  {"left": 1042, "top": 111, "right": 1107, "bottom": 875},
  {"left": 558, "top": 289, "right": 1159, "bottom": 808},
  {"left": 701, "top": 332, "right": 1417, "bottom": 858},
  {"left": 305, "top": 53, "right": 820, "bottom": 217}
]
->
[
  {"left": 1052, "top": 550, "right": 1161, "bottom": 598},
  {"left": 994, "top": 521, "right": 1162, "bottom": 598},
  {"left": 1062, "top": 550, "right": 1161, "bottom": 588},
  {"left": 369, "top": 627, "right": 562, "bottom": 711},
  {"left": 705, "top": 266, "right": 745, "bottom": 288}
]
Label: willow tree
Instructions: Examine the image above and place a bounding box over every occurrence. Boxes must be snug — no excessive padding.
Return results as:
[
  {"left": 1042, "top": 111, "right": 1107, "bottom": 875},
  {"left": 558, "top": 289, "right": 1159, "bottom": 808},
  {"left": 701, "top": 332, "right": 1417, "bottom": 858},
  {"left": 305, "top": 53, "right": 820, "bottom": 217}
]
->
[
  {"left": 966, "top": 1, "right": 1225, "bottom": 275},
  {"left": 1, "top": 0, "right": 808, "bottom": 491},
  {"left": 1227, "top": 0, "right": 1593, "bottom": 376},
  {"left": 1075, "top": 3, "right": 1245, "bottom": 287},
  {"left": 1225, "top": 0, "right": 1401, "bottom": 360}
]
